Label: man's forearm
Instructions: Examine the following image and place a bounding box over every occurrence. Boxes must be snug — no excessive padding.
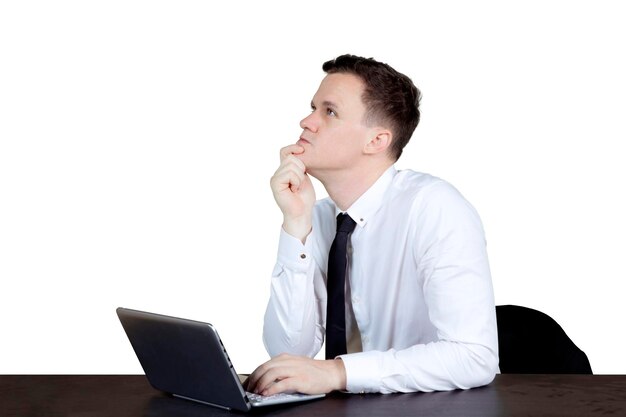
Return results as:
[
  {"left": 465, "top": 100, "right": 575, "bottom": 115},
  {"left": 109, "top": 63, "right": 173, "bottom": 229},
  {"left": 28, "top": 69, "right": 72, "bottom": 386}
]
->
[
  {"left": 339, "top": 341, "right": 498, "bottom": 394},
  {"left": 263, "top": 229, "right": 323, "bottom": 357}
]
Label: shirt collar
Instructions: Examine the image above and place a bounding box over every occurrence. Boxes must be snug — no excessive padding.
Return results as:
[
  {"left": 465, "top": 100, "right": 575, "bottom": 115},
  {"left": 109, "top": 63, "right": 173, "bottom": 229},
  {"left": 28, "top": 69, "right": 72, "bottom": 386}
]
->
[{"left": 334, "top": 166, "right": 397, "bottom": 228}]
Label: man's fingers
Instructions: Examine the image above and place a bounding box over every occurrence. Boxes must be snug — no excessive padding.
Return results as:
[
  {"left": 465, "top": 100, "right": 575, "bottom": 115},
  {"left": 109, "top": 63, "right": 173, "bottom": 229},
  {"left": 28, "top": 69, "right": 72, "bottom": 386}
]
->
[
  {"left": 245, "top": 367, "right": 265, "bottom": 393},
  {"left": 272, "top": 169, "right": 301, "bottom": 191},
  {"left": 248, "top": 355, "right": 339, "bottom": 396},
  {"left": 254, "top": 367, "right": 292, "bottom": 395},
  {"left": 283, "top": 154, "right": 306, "bottom": 172},
  {"left": 246, "top": 356, "right": 283, "bottom": 393},
  {"left": 246, "top": 354, "right": 296, "bottom": 394},
  {"left": 280, "top": 144, "right": 305, "bottom": 162},
  {"left": 271, "top": 162, "right": 307, "bottom": 193},
  {"left": 261, "top": 377, "right": 299, "bottom": 396}
]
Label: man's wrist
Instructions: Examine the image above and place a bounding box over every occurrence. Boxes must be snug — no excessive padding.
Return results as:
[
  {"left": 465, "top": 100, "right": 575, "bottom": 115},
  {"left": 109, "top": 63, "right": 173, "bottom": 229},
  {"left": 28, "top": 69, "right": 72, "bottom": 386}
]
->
[
  {"left": 282, "top": 215, "right": 312, "bottom": 243},
  {"left": 331, "top": 358, "right": 347, "bottom": 391}
]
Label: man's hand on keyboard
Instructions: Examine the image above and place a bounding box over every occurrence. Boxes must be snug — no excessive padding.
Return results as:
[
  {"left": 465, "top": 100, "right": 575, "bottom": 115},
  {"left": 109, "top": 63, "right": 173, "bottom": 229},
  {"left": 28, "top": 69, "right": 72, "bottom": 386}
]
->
[{"left": 245, "top": 353, "right": 346, "bottom": 396}]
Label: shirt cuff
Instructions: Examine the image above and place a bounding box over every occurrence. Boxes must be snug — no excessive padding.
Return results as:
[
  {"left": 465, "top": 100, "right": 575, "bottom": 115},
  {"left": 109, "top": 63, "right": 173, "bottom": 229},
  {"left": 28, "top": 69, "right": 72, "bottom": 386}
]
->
[
  {"left": 276, "top": 228, "right": 313, "bottom": 272},
  {"left": 338, "top": 351, "right": 383, "bottom": 393}
]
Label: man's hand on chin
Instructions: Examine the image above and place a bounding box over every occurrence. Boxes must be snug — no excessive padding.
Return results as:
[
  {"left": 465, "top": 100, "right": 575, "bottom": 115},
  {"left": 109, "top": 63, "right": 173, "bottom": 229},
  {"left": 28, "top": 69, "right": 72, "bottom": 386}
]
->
[{"left": 245, "top": 353, "right": 347, "bottom": 396}]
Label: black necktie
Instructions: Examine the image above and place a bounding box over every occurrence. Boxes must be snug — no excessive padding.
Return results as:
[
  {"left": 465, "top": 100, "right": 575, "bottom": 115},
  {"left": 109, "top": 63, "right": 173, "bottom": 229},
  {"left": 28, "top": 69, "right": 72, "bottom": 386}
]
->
[{"left": 326, "top": 213, "right": 357, "bottom": 359}]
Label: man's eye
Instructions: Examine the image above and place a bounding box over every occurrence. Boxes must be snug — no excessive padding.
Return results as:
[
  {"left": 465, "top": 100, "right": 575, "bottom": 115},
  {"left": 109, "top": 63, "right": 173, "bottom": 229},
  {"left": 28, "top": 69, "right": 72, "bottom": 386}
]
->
[{"left": 326, "top": 108, "right": 336, "bottom": 117}]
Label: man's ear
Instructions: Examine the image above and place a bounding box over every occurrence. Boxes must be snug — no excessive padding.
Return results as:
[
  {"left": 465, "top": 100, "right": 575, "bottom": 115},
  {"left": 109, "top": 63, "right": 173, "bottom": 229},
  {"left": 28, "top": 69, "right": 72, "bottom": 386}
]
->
[{"left": 364, "top": 129, "right": 392, "bottom": 155}]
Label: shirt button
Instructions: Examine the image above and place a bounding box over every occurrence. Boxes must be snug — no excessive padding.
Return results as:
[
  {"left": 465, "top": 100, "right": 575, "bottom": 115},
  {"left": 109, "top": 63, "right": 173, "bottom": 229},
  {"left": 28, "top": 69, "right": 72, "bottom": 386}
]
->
[
  {"left": 352, "top": 296, "right": 360, "bottom": 304},
  {"left": 300, "top": 253, "right": 307, "bottom": 259},
  {"left": 362, "top": 336, "right": 369, "bottom": 344}
]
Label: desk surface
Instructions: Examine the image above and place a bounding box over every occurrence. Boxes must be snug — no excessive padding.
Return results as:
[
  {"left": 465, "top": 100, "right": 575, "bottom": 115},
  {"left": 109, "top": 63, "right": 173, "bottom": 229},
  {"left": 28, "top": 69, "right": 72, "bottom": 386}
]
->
[{"left": 2, "top": 374, "right": 625, "bottom": 416}]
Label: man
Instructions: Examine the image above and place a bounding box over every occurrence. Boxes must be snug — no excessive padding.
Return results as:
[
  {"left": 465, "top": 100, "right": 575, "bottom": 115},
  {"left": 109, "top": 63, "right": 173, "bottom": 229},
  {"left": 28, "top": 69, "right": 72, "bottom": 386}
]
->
[{"left": 246, "top": 54, "right": 498, "bottom": 395}]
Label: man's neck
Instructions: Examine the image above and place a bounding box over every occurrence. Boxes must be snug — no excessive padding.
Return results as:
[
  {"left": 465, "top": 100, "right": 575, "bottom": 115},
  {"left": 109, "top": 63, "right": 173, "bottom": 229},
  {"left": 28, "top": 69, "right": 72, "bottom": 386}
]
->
[{"left": 315, "top": 161, "right": 394, "bottom": 211}]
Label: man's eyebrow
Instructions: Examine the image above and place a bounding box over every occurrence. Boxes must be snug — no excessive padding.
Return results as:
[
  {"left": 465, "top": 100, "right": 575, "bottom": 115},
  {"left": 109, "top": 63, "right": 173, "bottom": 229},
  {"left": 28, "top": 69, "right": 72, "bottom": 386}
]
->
[{"left": 311, "top": 100, "right": 339, "bottom": 109}]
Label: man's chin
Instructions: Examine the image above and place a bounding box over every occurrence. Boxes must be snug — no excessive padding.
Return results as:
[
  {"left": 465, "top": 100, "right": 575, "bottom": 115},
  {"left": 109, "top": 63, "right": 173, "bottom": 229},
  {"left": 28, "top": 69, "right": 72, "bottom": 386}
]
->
[{"left": 293, "top": 151, "right": 309, "bottom": 164}]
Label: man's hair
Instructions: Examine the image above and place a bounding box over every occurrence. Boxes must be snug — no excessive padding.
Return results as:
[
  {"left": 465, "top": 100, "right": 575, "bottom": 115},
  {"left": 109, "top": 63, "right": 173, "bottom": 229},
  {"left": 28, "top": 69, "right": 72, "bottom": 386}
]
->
[{"left": 322, "top": 54, "right": 421, "bottom": 161}]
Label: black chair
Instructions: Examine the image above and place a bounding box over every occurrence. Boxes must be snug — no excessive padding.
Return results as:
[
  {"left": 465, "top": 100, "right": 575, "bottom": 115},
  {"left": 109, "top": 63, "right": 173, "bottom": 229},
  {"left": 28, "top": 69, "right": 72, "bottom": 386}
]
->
[{"left": 496, "top": 305, "right": 592, "bottom": 374}]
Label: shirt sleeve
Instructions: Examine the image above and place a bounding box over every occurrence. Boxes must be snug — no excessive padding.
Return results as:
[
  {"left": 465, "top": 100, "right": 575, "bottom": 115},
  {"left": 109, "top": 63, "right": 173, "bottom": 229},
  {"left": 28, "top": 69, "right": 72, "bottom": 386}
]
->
[
  {"left": 340, "top": 181, "right": 499, "bottom": 393},
  {"left": 262, "top": 228, "right": 325, "bottom": 358}
]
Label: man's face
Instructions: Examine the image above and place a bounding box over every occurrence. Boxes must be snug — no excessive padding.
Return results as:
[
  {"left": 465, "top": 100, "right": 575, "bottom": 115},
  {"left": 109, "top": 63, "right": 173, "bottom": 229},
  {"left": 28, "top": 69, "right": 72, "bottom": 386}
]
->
[{"left": 296, "top": 73, "right": 375, "bottom": 177}]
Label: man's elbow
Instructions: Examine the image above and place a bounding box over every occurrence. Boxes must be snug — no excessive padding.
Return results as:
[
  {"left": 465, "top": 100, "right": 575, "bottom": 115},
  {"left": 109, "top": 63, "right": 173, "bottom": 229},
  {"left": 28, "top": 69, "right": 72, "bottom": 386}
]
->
[
  {"left": 444, "top": 343, "right": 498, "bottom": 390},
  {"left": 473, "top": 351, "right": 498, "bottom": 388},
  {"left": 461, "top": 345, "right": 498, "bottom": 389},
  {"left": 262, "top": 329, "right": 297, "bottom": 358},
  {"left": 263, "top": 327, "right": 319, "bottom": 358}
]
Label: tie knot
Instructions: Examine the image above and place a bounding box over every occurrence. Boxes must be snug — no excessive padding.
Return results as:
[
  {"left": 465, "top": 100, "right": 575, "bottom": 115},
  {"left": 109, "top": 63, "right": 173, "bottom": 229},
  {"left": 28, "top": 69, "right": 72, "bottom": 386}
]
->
[{"left": 336, "top": 213, "right": 357, "bottom": 234}]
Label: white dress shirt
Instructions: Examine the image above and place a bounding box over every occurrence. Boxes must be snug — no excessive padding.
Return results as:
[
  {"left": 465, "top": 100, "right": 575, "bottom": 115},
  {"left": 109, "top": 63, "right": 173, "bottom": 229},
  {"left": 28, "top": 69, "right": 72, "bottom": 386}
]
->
[{"left": 263, "top": 166, "right": 499, "bottom": 394}]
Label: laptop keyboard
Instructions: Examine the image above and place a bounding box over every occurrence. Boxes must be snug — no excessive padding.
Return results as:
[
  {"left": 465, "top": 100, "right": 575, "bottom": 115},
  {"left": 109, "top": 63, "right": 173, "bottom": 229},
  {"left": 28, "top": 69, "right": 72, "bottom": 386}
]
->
[{"left": 246, "top": 391, "right": 323, "bottom": 406}]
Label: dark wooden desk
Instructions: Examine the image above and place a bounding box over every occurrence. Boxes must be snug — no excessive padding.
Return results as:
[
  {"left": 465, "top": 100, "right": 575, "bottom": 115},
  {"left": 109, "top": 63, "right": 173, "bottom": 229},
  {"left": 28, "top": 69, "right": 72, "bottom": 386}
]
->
[{"left": 1, "top": 374, "right": 625, "bottom": 416}]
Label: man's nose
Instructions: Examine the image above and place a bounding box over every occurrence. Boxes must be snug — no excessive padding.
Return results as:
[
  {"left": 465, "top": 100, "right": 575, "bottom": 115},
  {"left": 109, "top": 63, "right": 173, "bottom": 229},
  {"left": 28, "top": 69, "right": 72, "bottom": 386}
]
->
[{"left": 299, "top": 112, "right": 319, "bottom": 132}]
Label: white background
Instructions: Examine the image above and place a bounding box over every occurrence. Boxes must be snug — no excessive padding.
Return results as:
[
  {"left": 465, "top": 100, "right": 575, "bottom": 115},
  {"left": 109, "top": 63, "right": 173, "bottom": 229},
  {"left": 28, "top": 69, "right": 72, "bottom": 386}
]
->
[{"left": 1, "top": 1, "right": 624, "bottom": 375}]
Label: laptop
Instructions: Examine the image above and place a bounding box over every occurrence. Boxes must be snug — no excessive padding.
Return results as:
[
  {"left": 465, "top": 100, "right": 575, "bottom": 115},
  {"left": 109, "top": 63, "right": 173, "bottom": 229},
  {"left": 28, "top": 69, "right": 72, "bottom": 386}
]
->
[{"left": 116, "top": 307, "right": 325, "bottom": 412}]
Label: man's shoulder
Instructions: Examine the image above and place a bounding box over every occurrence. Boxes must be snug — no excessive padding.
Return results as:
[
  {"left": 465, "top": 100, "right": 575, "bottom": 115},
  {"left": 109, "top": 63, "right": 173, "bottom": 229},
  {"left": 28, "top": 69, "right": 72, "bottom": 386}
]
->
[
  {"left": 391, "top": 169, "right": 451, "bottom": 196},
  {"left": 390, "top": 169, "right": 472, "bottom": 210},
  {"left": 310, "top": 169, "right": 468, "bottom": 218}
]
